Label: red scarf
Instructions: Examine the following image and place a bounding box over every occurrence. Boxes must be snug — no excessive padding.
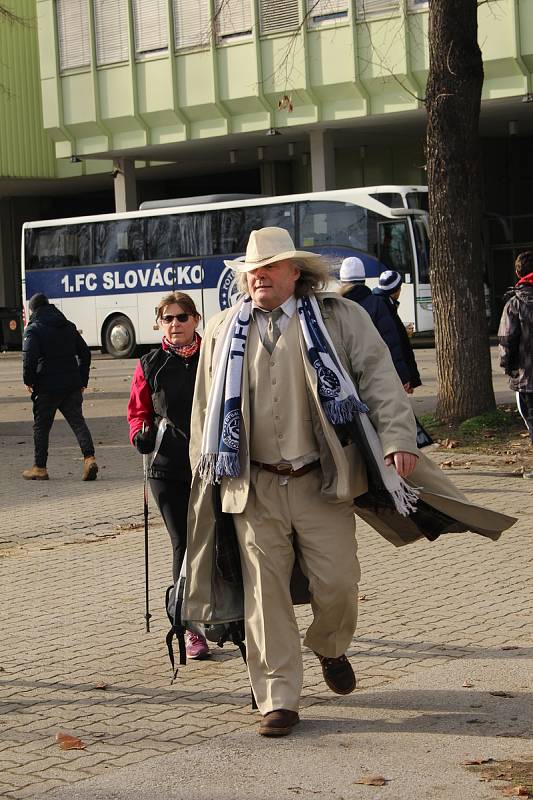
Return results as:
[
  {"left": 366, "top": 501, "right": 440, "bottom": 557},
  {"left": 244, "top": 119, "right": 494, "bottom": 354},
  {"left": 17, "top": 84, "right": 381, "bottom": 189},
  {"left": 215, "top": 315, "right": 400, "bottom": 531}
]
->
[
  {"left": 162, "top": 331, "right": 201, "bottom": 359},
  {"left": 516, "top": 272, "right": 533, "bottom": 287}
]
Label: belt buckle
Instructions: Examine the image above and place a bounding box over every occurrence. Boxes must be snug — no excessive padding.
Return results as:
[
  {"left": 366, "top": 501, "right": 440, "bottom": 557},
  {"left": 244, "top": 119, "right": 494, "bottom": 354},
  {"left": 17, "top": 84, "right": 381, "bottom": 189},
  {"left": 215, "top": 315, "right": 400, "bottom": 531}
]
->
[{"left": 275, "top": 463, "right": 293, "bottom": 475}]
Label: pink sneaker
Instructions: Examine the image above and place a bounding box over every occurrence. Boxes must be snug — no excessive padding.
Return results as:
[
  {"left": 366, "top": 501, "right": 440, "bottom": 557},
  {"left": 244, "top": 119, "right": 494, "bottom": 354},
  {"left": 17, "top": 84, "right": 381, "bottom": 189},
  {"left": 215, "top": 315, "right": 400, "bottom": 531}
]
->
[{"left": 185, "top": 631, "right": 210, "bottom": 660}]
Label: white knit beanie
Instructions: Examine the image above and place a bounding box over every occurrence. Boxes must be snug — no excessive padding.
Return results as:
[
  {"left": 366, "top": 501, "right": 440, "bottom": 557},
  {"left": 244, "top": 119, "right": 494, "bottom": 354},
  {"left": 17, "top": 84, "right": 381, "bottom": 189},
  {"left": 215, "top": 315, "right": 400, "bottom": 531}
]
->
[{"left": 339, "top": 256, "right": 366, "bottom": 283}]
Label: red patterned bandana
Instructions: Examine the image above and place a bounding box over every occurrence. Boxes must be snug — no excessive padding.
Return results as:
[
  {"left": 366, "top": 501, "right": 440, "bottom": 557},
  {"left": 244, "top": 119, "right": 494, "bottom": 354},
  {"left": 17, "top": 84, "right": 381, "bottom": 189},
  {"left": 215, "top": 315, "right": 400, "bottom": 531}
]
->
[{"left": 163, "top": 332, "right": 201, "bottom": 359}]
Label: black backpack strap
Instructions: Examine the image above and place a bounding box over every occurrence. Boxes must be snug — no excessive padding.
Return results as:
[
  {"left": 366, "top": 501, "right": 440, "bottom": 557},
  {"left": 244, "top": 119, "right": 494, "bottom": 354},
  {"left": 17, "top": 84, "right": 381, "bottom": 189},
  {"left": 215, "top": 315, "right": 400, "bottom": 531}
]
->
[
  {"left": 165, "top": 584, "right": 187, "bottom": 682},
  {"left": 228, "top": 621, "right": 257, "bottom": 710},
  {"left": 165, "top": 624, "right": 187, "bottom": 684}
]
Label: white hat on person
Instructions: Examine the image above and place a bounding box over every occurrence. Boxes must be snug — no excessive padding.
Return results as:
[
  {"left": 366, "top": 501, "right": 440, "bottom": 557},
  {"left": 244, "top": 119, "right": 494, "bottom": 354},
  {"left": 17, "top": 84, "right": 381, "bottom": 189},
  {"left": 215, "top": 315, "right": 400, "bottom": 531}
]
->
[
  {"left": 224, "top": 227, "right": 323, "bottom": 272},
  {"left": 339, "top": 256, "right": 366, "bottom": 283},
  {"left": 378, "top": 269, "right": 403, "bottom": 293}
]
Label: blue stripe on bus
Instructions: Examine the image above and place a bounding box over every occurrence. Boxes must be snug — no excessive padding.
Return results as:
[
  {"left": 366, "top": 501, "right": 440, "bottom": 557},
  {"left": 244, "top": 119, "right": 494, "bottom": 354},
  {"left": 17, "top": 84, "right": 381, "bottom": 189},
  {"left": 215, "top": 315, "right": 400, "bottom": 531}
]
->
[{"left": 24, "top": 249, "right": 384, "bottom": 302}]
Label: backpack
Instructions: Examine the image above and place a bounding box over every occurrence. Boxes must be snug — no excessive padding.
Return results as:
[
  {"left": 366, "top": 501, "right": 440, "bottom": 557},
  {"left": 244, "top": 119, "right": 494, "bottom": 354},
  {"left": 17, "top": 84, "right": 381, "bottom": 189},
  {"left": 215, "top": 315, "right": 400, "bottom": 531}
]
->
[{"left": 164, "top": 563, "right": 256, "bottom": 708}]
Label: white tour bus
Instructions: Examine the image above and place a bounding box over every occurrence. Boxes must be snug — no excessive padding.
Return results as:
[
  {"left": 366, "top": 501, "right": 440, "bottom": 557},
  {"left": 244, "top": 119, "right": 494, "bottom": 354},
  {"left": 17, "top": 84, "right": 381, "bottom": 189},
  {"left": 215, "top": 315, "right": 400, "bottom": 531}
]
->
[{"left": 21, "top": 185, "right": 430, "bottom": 357}]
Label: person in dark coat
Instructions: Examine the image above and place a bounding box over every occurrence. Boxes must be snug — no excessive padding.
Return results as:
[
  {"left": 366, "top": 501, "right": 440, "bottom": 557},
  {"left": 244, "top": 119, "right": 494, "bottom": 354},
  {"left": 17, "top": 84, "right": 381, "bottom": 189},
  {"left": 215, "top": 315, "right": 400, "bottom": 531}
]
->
[
  {"left": 127, "top": 290, "right": 209, "bottom": 660},
  {"left": 372, "top": 269, "right": 422, "bottom": 394},
  {"left": 22, "top": 293, "right": 97, "bottom": 481},
  {"left": 338, "top": 258, "right": 412, "bottom": 388},
  {"left": 498, "top": 250, "right": 533, "bottom": 474}
]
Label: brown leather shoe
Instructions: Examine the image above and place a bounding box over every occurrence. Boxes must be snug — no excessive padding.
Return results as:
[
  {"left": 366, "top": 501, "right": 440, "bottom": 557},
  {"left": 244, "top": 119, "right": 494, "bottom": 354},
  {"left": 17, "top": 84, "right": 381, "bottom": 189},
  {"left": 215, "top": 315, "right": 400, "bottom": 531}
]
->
[
  {"left": 316, "top": 653, "right": 356, "bottom": 695},
  {"left": 22, "top": 465, "right": 49, "bottom": 481},
  {"left": 258, "top": 709, "right": 300, "bottom": 737},
  {"left": 82, "top": 456, "right": 98, "bottom": 481}
]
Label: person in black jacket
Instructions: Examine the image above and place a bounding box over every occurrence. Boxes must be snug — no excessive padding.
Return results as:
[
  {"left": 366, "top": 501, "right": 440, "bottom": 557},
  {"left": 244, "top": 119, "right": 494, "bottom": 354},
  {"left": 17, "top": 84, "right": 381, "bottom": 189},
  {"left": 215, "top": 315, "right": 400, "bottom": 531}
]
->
[
  {"left": 498, "top": 250, "right": 533, "bottom": 470},
  {"left": 127, "top": 291, "right": 209, "bottom": 659},
  {"left": 22, "top": 293, "right": 98, "bottom": 481},
  {"left": 372, "top": 270, "right": 422, "bottom": 394},
  {"left": 338, "top": 257, "right": 412, "bottom": 387}
]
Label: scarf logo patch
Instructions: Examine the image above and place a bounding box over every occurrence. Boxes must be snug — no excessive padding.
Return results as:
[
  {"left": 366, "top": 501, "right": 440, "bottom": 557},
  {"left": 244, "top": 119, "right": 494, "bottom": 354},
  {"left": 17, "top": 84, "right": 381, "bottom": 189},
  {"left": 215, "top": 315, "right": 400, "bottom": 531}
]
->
[
  {"left": 222, "top": 409, "right": 240, "bottom": 450},
  {"left": 315, "top": 361, "right": 341, "bottom": 398}
]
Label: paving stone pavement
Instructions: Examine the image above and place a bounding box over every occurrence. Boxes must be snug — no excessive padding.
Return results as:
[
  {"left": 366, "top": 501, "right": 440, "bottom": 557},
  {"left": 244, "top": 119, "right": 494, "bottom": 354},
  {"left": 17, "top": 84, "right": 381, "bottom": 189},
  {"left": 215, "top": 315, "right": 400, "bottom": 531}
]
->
[{"left": 0, "top": 351, "right": 531, "bottom": 799}]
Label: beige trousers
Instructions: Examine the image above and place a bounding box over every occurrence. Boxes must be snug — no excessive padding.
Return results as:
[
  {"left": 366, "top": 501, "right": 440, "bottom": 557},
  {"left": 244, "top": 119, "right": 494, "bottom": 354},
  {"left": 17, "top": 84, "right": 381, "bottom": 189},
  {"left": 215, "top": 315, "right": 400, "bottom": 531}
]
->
[{"left": 233, "top": 465, "right": 360, "bottom": 715}]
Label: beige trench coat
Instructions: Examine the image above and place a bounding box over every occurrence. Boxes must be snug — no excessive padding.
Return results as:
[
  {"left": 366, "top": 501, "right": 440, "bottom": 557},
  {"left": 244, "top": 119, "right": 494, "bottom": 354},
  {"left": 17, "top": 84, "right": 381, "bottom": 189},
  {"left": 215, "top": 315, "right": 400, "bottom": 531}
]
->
[{"left": 183, "top": 293, "right": 516, "bottom": 625}]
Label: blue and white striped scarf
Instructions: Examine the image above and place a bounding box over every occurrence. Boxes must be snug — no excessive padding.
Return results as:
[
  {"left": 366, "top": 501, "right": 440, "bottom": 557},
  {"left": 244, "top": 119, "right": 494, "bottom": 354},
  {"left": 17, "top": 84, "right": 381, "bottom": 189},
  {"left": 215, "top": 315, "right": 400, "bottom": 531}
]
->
[{"left": 199, "top": 294, "right": 418, "bottom": 516}]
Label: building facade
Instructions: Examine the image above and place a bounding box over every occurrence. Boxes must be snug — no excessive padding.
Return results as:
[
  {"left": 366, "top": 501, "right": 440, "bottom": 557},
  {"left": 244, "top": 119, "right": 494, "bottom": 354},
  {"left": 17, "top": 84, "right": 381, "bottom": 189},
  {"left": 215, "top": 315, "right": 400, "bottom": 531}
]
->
[{"left": 0, "top": 0, "right": 532, "bottom": 332}]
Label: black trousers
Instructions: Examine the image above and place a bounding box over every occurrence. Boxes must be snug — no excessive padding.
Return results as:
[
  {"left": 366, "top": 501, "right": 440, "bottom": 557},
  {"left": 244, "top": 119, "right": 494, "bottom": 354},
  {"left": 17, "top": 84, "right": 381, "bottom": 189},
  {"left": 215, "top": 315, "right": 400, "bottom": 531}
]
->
[
  {"left": 517, "top": 392, "right": 533, "bottom": 444},
  {"left": 32, "top": 389, "right": 95, "bottom": 468},
  {"left": 149, "top": 477, "right": 191, "bottom": 583}
]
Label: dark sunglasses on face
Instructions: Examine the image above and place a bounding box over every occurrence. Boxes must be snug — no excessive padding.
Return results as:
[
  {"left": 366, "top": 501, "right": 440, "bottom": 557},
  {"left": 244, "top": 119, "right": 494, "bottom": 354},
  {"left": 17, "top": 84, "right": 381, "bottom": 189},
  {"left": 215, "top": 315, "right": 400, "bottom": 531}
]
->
[{"left": 161, "top": 313, "right": 192, "bottom": 324}]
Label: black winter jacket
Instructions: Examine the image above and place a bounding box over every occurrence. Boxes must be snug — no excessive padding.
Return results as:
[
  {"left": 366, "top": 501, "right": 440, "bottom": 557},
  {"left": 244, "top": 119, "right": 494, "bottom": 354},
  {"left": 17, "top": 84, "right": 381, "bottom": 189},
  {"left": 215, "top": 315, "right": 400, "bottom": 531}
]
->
[
  {"left": 374, "top": 289, "right": 422, "bottom": 390},
  {"left": 140, "top": 346, "right": 199, "bottom": 481},
  {"left": 344, "top": 284, "right": 412, "bottom": 385},
  {"left": 22, "top": 304, "right": 91, "bottom": 393},
  {"left": 498, "top": 278, "right": 533, "bottom": 392}
]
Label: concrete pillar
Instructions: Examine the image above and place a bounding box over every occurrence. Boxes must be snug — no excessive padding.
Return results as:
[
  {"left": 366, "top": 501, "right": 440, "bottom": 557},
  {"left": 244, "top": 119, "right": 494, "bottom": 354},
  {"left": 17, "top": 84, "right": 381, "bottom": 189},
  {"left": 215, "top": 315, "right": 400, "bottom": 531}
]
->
[
  {"left": 309, "top": 129, "right": 336, "bottom": 191},
  {"left": 260, "top": 162, "right": 293, "bottom": 196},
  {"left": 113, "top": 158, "right": 137, "bottom": 212}
]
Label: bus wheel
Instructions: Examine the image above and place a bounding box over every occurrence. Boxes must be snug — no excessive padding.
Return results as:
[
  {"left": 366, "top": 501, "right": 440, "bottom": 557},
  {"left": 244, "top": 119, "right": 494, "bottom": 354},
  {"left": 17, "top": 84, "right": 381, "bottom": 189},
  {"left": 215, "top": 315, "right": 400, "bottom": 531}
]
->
[{"left": 103, "top": 315, "right": 136, "bottom": 358}]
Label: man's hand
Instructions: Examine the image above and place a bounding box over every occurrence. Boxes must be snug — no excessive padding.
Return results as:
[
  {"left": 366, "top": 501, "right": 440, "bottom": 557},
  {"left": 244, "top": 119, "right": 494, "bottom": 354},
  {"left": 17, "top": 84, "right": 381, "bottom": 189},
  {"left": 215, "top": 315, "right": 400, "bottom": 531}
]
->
[
  {"left": 25, "top": 385, "right": 32, "bottom": 394},
  {"left": 384, "top": 451, "right": 418, "bottom": 478},
  {"left": 403, "top": 382, "right": 413, "bottom": 394}
]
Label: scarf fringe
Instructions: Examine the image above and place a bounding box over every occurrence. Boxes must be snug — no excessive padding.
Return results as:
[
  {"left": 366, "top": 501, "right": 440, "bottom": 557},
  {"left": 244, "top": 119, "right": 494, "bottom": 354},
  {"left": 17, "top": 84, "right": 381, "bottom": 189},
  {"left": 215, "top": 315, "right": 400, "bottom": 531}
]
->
[
  {"left": 391, "top": 483, "right": 419, "bottom": 517},
  {"left": 323, "top": 395, "right": 369, "bottom": 424},
  {"left": 215, "top": 452, "right": 240, "bottom": 479},
  {"left": 198, "top": 454, "right": 218, "bottom": 484}
]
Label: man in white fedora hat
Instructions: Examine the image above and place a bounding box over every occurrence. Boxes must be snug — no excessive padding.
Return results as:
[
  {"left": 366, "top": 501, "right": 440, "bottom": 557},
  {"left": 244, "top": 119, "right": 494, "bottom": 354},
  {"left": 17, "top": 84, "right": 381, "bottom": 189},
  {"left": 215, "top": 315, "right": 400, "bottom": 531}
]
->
[{"left": 183, "top": 227, "right": 515, "bottom": 737}]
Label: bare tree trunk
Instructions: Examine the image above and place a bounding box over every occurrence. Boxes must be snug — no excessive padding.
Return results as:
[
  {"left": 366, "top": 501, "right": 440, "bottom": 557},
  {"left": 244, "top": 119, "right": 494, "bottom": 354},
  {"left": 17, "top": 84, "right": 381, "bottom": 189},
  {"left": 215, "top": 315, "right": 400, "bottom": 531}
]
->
[{"left": 426, "top": 0, "right": 495, "bottom": 422}]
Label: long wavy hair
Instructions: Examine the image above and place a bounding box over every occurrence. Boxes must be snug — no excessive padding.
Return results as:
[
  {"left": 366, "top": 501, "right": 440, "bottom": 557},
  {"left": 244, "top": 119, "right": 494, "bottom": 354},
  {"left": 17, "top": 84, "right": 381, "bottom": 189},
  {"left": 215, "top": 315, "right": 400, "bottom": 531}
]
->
[{"left": 235, "top": 256, "right": 333, "bottom": 298}]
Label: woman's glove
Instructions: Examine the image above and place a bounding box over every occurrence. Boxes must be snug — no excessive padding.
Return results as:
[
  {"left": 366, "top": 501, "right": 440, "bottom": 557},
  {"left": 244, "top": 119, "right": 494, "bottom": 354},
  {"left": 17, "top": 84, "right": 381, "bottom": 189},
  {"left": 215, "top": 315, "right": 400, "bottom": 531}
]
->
[{"left": 134, "top": 427, "right": 156, "bottom": 454}]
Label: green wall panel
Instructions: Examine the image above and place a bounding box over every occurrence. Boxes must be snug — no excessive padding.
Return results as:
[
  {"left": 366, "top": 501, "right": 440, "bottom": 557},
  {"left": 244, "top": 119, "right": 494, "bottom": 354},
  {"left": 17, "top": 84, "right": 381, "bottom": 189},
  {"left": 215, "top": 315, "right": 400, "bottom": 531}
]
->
[{"left": 0, "top": 0, "right": 56, "bottom": 177}]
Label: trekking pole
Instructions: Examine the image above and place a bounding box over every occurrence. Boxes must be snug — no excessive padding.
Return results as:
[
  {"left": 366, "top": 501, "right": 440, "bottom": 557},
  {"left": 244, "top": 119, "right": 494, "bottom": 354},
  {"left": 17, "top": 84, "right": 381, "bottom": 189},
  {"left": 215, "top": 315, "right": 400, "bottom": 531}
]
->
[{"left": 142, "top": 423, "right": 152, "bottom": 633}]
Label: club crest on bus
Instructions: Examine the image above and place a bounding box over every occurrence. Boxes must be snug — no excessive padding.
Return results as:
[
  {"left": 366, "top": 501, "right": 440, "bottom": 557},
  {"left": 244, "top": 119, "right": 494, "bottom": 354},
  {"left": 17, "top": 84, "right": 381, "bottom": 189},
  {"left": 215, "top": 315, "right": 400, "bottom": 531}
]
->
[{"left": 218, "top": 267, "right": 240, "bottom": 309}]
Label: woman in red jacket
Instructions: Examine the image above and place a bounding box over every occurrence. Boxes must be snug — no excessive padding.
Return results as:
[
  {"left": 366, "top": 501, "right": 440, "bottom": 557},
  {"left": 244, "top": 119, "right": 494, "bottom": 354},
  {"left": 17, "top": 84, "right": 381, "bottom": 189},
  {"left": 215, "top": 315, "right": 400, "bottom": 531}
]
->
[{"left": 127, "top": 291, "right": 209, "bottom": 659}]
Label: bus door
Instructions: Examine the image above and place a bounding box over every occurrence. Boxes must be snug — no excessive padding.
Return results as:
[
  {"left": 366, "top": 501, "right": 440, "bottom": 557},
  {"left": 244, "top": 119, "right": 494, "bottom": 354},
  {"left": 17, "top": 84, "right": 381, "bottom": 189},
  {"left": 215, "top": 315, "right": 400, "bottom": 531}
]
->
[
  {"left": 408, "top": 214, "right": 433, "bottom": 333},
  {"left": 376, "top": 219, "right": 418, "bottom": 331}
]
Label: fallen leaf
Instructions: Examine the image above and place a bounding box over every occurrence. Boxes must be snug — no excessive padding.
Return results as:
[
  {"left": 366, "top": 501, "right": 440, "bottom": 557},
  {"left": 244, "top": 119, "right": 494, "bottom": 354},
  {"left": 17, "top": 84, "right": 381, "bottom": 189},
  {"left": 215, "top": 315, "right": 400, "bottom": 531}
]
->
[
  {"left": 444, "top": 439, "right": 459, "bottom": 449},
  {"left": 464, "top": 758, "right": 495, "bottom": 765},
  {"left": 502, "top": 787, "right": 529, "bottom": 797},
  {"left": 56, "top": 732, "right": 86, "bottom": 750},
  {"left": 489, "top": 691, "right": 514, "bottom": 698},
  {"left": 354, "top": 776, "right": 388, "bottom": 786},
  {"left": 358, "top": 594, "right": 368, "bottom": 601},
  {"left": 463, "top": 680, "right": 474, "bottom": 688},
  {"left": 501, "top": 646, "right": 519, "bottom": 651},
  {"left": 95, "top": 682, "right": 108, "bottom": 690}
]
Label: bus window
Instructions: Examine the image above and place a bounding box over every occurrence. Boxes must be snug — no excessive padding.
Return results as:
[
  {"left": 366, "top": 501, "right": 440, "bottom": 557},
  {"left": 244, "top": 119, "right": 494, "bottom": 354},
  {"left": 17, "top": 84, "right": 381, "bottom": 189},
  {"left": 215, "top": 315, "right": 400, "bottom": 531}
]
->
[
  {"left": 214, "top": 209, "right": 246, "bottom": 254},
  {"left": 369, "top": 192, "right": 403, "bottom": 208},
  {"left": 93, "top": 219, "right": 144, "bottom": 264},
  {"left": 146, "top": 212, "right": 213, "bottom": 259},
  {"left": 298, "top": 200, "right": 380, "bottom": 253},
  {"left": 377, "top": 221, "right": 413, "bottom": 275},
  {"left": 406, "top": 191, "right": 429, "bottom": 212},
  {"left": 25, "top": 224, "right": 91, "bottom": 270},
  {"left": 243, "top": 204, "right": 295, "bottom": 237}
]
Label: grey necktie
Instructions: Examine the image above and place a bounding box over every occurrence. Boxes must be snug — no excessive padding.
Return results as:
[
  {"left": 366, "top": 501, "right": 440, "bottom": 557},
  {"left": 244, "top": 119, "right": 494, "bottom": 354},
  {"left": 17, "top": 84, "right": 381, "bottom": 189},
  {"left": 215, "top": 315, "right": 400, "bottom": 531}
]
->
[{"left": 262, "top": 309, "right": 283, "bottom": 354}]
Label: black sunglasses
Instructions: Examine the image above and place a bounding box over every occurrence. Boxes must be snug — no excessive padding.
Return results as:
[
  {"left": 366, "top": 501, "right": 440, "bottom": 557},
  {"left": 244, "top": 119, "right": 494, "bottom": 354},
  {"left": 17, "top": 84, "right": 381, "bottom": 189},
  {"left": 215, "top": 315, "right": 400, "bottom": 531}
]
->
[{"left": 161, "top": 313, "right": 192, "bottom": 324}]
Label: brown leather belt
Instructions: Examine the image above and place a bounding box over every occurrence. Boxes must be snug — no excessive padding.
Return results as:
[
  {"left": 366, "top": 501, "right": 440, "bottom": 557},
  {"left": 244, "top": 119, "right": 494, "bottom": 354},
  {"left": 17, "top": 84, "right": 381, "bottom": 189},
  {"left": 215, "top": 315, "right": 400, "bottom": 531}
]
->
[{"left": 251, "top": 460, "right": 320, "bottom": 477}]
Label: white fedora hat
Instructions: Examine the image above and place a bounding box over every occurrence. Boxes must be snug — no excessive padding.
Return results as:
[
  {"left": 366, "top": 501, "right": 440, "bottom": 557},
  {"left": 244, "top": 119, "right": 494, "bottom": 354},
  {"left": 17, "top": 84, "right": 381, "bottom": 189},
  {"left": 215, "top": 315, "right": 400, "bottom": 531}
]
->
[{"left": 224, "top": 227, "right": 322, "bottom": 272}]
